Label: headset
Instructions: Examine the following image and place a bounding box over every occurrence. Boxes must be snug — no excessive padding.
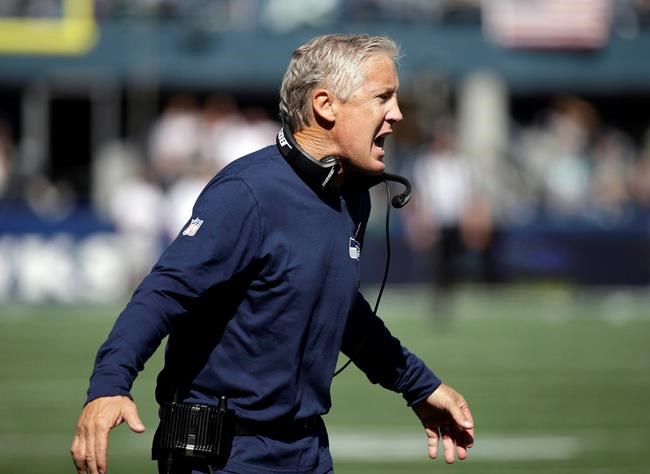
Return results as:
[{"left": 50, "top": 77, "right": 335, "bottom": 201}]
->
[{"left": 275, "top": 126, "right": 411, "bottom": 376}]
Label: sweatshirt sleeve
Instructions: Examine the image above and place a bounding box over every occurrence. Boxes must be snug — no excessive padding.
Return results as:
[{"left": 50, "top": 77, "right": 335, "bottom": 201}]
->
[
  {"left": 86, "top": 175, "right": 261, "bottom": 403},
  {"left": 340, "top": 292, "right": 441, "bottom": 406}
]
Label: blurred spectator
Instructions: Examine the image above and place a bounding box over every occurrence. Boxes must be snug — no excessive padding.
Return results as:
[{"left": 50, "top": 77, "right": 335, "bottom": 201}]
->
[
  {"left": 587, "top": 127, "right": 636, "bottom": 224},
  {"left": 198, "top": 94, "right": 244, "bottom": 174},
  {"left": 406, "top": 119, "right": 498, "bottom": 301},
  {"left": 95, "top": 0, "right": 264, "bottom": 31},
  {"left": 340, "top": 0, "right": 434, "bottom": 23},
  {"left": 221, "top": 106, "right": 279, "bottom": 161},
  {"left": 148, "top": 94, "right": 201, "bottom": 189},
  {"left": 511, "top": 94, "right": 650, "bottom": 223},
  {"left": 0, "top": 118, "right": 13, "bottom": 198},
  {"left": 202, "top": 103, "right": 279, "bottom": 171},
  {"left": 262, "top": 0, "right": 339, "bottom": 31},
  {"left": 161, "top": 166, "right": 213, "bottom": 241},
  {"left": 515, "top": 96, "right": 599, "bottom": 216},
  {"left": 0, "top": 0, "right": 60, "bottom": 17},
  {"left": 628, "top": 132, "right": 650, "bottom": 209},
  {"left": 614, "top": 0, "right": 650, "bottom": 33},
  {"left": 108, "top": 167, "right": 165, "bottom": 286},
  {"left": 339, "top": 0, "right": 480, "bottom": 24},
  {"left": 23, "top": 175, "right": 76, "bottom": 220},
  {"left": 635, "top": 0, "right": 650, "bottom": 22},
  {"left": 441, "top": 0, "right": 481, "bottom": 23},
  {"left": 0, "top": 152, "right": 7, "bottom": 198},
  {"left": 92, "top": 141, "right": 145, "bottom": 219}
]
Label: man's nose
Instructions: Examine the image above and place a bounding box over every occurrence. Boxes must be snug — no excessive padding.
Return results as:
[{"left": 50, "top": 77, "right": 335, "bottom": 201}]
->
[{"left": 387, "top": 100, "right": 403, "bottom": 123}]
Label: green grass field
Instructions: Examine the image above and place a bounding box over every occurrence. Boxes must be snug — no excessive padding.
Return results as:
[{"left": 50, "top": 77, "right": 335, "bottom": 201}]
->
[{"left": 1, "top": 284, "right": 649, "bottom": 473}]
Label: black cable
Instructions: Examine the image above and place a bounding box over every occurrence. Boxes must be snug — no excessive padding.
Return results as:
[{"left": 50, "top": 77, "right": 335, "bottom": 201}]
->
[
  {"left": 374, "top": 178, "right": 392, "bottom": 315},
  {"left": 333, "top": 178, "right": 392, "bottom": 377}
]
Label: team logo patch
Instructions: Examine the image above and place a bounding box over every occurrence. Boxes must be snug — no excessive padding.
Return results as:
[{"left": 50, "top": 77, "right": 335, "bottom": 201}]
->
[
  {"left": 349, "top": 237, "right": 361, "bottom": 260},
  {"left": 182, "top": 218, "right": 204, "bottom": 236}
]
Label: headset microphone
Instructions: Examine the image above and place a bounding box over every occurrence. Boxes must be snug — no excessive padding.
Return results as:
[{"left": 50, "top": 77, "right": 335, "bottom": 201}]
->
[
  {"left": 383, "top": 173, "right": 411, "bottom": 208},
  {"left": 359, "top": 172, "right": 412, "bottom": 209}
]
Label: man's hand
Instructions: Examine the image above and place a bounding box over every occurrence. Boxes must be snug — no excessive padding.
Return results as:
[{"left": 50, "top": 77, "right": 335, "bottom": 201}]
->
[
  {"left": 412, "top": 383, "right": 475, "bottom": 464},
  {"left": 70, "top": 395, "right": 146, "bottom": 474}
]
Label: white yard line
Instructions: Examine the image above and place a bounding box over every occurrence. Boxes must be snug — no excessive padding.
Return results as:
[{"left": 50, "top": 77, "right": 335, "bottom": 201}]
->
[
  {"left": 329, "top": 431, "right": 582, "bottom": 461},
  {"left": 0, "top": 431, "right": 582, "bottom": 462}
]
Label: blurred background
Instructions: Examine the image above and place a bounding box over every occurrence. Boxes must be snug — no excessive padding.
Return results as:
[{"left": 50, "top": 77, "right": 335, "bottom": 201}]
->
[{"left": 0, "top": 1, "right": 649, "bottom": 473}]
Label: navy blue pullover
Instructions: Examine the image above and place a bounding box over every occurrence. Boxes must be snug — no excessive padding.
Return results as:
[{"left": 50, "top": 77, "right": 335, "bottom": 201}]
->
[{"left": 87, "top": 144, "right": 441, "bottom": 473}]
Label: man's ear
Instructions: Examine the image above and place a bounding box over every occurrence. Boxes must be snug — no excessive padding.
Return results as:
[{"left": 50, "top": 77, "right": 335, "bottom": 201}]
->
[{"left": 312, "top": 89, "right": 337, "bottom": 124}]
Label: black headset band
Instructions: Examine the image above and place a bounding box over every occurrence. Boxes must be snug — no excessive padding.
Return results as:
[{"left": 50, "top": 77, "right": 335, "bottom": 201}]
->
[{"left": 276, "top": 126, "right": 341, "bottom": 192}]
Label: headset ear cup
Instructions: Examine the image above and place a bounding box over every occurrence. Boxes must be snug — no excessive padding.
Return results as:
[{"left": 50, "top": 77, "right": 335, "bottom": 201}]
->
[
  {"left": 319, "top": 157, "right": 341, "bottom": 189},
  {"left": 321, "top": 156, "right": 338, "bottom": 166},
  {"left": 276, "top": 127, "right": 341, "bottom": 192}
]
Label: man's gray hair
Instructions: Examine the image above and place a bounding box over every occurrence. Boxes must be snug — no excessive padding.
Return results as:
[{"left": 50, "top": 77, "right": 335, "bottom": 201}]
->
[{"left": 279, "top": 34, "right": 400, "bottom": 132}]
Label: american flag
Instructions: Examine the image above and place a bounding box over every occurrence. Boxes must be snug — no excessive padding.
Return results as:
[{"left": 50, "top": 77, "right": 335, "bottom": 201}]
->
[{"left": 482, "top": 0, "right": 613, "bottom": 50}]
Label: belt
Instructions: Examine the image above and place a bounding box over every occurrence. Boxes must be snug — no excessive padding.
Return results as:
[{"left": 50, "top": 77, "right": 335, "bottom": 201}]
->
[{"left": 233, "top": 415, "right": 322, "bottom": 438}]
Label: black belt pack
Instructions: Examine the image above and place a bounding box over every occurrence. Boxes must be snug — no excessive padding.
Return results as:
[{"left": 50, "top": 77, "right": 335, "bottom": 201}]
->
[{"left": 152, "top": 396, "right": 234, "bottom": 469}]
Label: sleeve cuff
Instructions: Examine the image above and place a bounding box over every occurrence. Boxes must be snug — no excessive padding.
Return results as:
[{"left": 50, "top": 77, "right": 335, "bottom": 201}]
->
[
  {"left": 402, "top": 367, "right": 442, "bottom": 407},
  {"left": 86, "top": 373, "right": 133, "bottom": 405}
]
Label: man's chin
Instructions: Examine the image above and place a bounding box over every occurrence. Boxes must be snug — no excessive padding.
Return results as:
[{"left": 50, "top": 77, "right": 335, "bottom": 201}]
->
[
  {"left": 362, "top": 160, "right": 386, "bottom": 176},
  {"left": 344, "top": 157, "right": 385, "bottom": 177}
]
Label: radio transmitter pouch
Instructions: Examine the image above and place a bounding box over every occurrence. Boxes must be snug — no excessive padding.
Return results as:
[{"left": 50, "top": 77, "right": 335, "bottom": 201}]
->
[{"left": 152, "top": 396, "right": 234, "bottom": 472}]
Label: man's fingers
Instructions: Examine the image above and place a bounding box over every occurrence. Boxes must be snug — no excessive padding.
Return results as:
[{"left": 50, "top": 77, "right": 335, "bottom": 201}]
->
[
  {"left": 456, "top": 444, "right": 469, "bottom": 460},
  {"left": 425, "top": 424, "right": 474, "bottom": 463},
  {"left": 437, "top": 424, "right": 474, "bottom": 463},
  {"left": 459, "top": 425, "right": 475, "bottom": 449},
  {"left": 94, "top": 428, "right": 110, "bottom": 474},
  {"left": 83, "top": 428, "right": 100, "bottom": 474},
  {"left": 424, "top": 427, "right": 439, "bottom": 459},
  {"left": 448, "top": 400, "right": 474, "bottom": 430},
  {"left": 440, "top": 427, "right": 456, "bottom": 464},
  {"left": 460, "top": 401, "right": 475, "bottom": 429},
  {"left": 70, "top": 434, "right": 86, "bottom": 473},
  {"left": 453, "top": 425, "right": 472, "bottom": 460},
  {"left": 123, "top": 403, "right": 146, "bottom": 433}
]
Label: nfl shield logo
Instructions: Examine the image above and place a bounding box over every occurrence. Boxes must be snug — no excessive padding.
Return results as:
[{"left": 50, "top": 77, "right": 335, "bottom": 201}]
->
[
  {"left": 349, "top": 237, "right": 361, "bottom": 260},
  {"left": 182, "top": 218, "right": 203, "bottom": 236}
]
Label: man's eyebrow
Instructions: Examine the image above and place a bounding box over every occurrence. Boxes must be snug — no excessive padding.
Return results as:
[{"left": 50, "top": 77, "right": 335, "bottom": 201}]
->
[{"left": 371, "top": 86, "right": 398, "bottom": 95}]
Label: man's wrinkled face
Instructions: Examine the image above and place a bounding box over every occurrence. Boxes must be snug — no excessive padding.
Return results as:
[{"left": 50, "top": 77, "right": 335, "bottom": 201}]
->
[{"left": 331, "top": 54, "right": 403, "bottom": 176}]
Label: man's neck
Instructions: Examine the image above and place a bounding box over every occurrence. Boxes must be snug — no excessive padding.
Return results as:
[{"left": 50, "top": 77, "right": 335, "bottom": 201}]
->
[
  {"left": 294, "top": 127, "right": 338, "bottom": 163},
  {"left": 293, "top": 126, "right": 347, "bottom": 187}
]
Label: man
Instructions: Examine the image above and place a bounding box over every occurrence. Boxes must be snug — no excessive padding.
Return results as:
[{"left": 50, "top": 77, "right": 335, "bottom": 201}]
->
[{"left": 71, "top": 34, "right": 474, "bottom": 474}]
